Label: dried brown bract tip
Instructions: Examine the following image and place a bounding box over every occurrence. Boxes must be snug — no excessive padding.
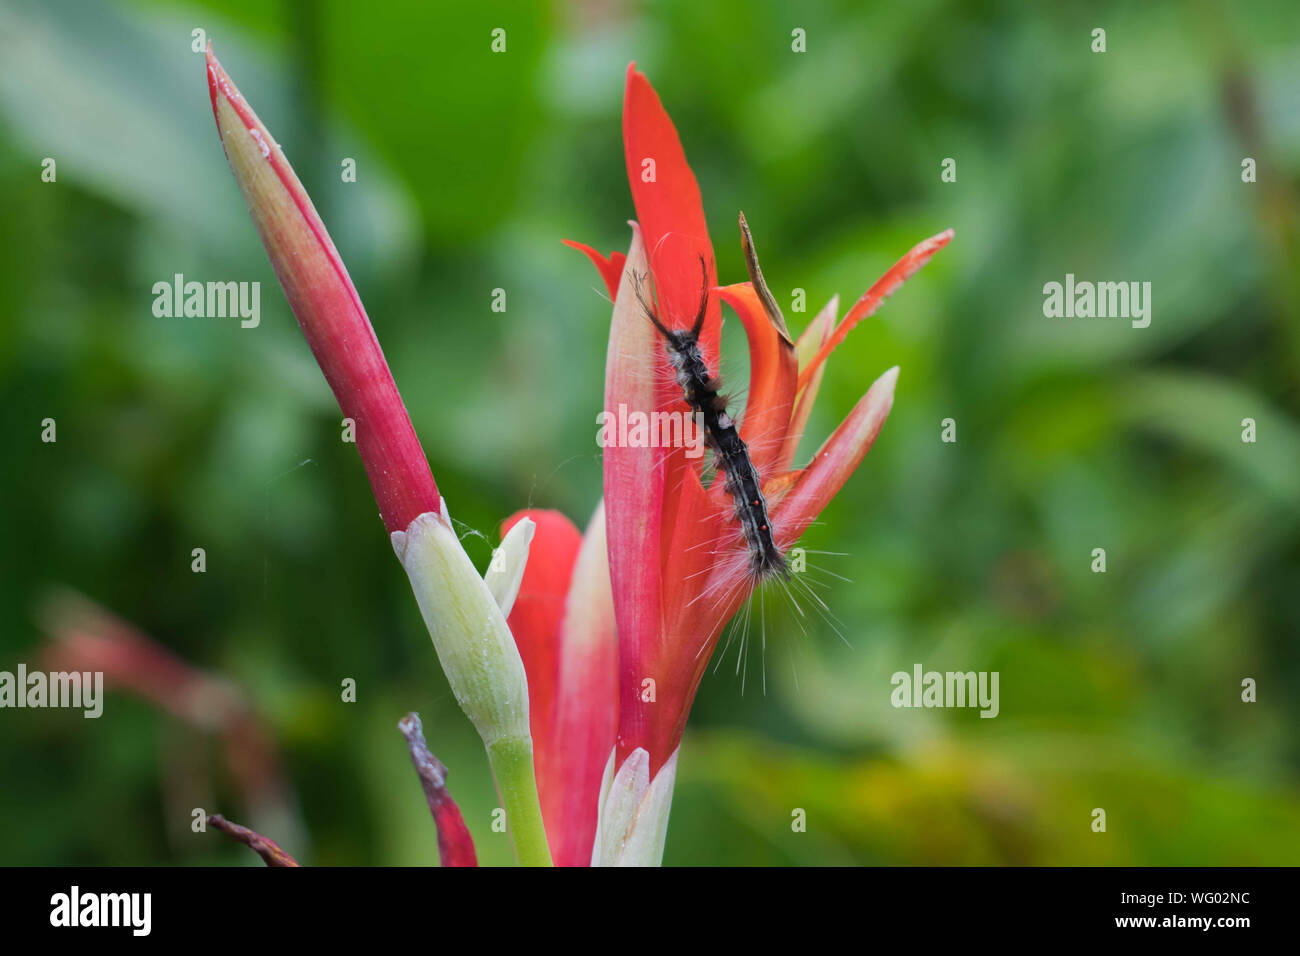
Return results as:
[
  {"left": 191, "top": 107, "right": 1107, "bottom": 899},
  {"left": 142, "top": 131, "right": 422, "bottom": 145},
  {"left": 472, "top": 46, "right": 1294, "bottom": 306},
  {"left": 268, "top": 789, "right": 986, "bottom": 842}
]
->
[
  {"left": 208, "top": 813, "right": 301, "bottom": 867},
  {"left": 738, "top": 211, "right": 794, "bottom": 347}
]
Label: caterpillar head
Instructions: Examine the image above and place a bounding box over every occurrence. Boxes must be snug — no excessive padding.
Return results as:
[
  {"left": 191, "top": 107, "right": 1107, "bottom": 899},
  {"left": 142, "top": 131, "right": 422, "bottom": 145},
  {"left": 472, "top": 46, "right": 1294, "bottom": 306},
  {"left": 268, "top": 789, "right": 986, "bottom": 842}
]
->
[{"left": 632, "top": 256, "right": 711, "bottom": 345}]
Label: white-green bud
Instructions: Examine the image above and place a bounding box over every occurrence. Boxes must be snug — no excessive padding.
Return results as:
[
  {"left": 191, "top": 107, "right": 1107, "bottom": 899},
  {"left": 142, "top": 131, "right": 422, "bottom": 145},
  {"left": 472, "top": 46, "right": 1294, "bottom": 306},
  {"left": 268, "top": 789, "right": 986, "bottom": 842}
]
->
[{"left": 391, "top": 503, "right": 532, "bottom": 748}]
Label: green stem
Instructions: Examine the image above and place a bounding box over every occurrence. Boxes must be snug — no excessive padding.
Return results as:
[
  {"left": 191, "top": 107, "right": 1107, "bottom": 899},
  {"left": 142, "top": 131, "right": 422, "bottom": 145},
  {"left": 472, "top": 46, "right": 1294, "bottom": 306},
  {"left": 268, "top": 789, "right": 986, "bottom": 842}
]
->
[{"left": 487, "top": 735, "right": 553, "bottom": 867}]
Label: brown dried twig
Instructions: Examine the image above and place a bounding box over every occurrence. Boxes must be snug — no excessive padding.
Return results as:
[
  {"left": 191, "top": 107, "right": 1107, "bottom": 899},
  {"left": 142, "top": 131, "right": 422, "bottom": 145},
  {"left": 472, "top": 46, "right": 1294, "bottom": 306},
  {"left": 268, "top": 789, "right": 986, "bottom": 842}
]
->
[{"left": 208, "top": 813, "right": 301, "bottom": 867}]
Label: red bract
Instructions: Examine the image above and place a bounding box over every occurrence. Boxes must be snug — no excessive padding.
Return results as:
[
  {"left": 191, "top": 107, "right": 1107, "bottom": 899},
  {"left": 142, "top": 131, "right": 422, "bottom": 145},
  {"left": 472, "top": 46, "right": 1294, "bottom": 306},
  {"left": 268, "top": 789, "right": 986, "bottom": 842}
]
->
[
  {"left": 570, "top": 65, "right": 952, "bottom": 787},
  {"left": 399, "top": 713, "right": 478, "bottom": 867},
  {"left": 206, "top": 45, "right": 439, "bottom": 534},
  {"left": 502, "top": 507, "right": 617, "bottom": 866}
]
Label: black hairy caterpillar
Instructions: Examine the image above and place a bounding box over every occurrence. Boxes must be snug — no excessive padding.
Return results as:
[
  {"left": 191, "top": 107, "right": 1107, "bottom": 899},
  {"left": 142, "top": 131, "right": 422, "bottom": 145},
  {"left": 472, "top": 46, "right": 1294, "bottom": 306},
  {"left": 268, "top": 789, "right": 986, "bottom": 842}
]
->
[{"left": 633, "top": 255, "right": 789, "bottom": 581}]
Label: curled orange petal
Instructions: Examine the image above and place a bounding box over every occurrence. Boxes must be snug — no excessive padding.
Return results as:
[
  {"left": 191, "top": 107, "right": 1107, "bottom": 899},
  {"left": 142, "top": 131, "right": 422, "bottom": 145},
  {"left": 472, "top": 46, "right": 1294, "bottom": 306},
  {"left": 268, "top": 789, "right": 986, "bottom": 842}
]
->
[{"left": 716, "top": 282, "right": 797, "bottom": 477}]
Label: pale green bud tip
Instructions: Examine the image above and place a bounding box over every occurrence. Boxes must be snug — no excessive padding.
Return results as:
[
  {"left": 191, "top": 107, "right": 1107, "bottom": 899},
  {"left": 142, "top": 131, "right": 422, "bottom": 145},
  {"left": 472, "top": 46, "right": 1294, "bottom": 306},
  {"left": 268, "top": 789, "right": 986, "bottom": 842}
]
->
[
  {"left": 391, "top": 506, "right": 531, "bottom": 747},
  {"left": 485, "top": 517, "right": 535, "bottom": 617},
  {"left": 590, "top": 747, "right": 679, "bottom": 866}
]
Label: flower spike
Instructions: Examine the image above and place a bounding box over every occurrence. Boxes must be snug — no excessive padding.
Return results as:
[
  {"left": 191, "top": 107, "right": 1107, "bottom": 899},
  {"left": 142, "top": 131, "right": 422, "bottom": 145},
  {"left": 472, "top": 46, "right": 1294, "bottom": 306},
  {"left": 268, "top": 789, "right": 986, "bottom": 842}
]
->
[{"left": 206, "top": 43, "right": 439, "bottom": 534}]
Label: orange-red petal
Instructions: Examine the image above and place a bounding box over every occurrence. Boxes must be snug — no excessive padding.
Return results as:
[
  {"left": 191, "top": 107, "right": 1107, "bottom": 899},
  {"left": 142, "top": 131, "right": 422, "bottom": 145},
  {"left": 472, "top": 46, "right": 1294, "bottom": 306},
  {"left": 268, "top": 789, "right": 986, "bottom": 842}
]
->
[
  {"left": 562, "top": 239, "right": 627, "bottom": 300},
  {"left": 796, "top": 229, "right": 953, "bottom": 392},
  {"left": 622, "top": 63, "right": 720, "bottom": 364},
  {"left": 774, "top": 366, "right": 899, "bottom": 543}
]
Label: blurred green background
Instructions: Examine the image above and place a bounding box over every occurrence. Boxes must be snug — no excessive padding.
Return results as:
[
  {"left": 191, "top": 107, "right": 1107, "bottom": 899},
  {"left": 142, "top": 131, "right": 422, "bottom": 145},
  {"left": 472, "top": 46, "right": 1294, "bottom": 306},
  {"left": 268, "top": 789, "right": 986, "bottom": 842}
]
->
[{"left": 1, "top": 0, "right": 1298, "bottom": 866}]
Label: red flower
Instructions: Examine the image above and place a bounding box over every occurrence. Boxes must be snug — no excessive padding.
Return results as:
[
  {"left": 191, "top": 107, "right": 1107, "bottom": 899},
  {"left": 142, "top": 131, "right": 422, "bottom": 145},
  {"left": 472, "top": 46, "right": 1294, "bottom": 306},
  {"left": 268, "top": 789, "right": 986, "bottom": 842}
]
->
[
  {"left": 568, "top": 65, "right": 951, "bottom": 862},
  {"left": 208, "top": 43, "right": 949, "bottom": 867}
]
